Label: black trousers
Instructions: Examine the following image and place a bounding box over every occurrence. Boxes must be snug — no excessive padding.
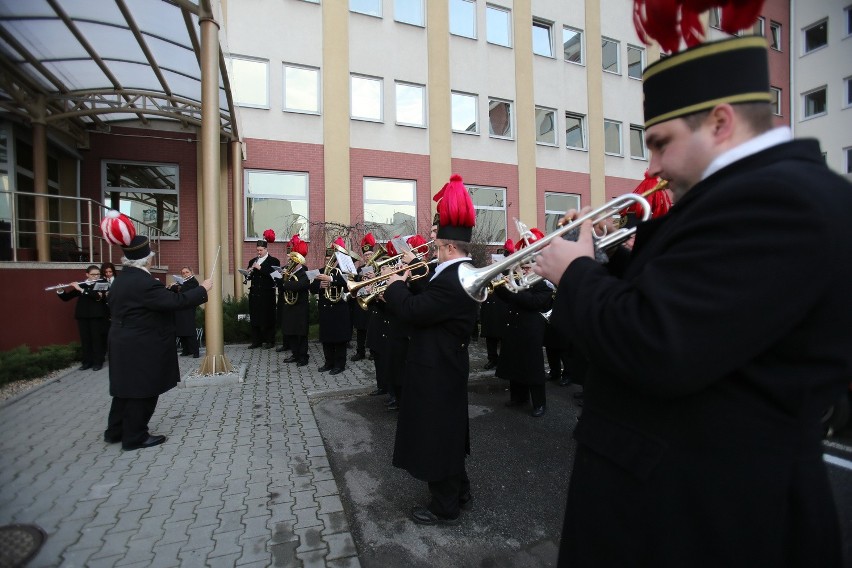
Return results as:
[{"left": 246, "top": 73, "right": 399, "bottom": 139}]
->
[
  {"left": 105, "top": 395, "right": 159, "bottom": 447},
  {"left": 251, "top": 324, "right": 275, "bottom": 345},
  {"left": 355, "top": 328, "right": 367, "bottom": 355},
  {"left": 509, "top": 381, "right": 546, "bottom": 408},
  {"left": 485, "top": 337, "right": 500, "bottom": 361},
  {"left": 372, "top": 351, "right": 390, "bottom": 390},
  {"left": 179, "top": 333, "right": 199, "bottom": 356},
  {"left": 288, "top": 334, "right": 308, "bottom": 363},
  {"left": 545, "top": 345, "right": 572, "bottom": 380},
  {"left": 322, "top": 342, "right": 347, "bottom": 369},
  {"left": 78, "top": 318, "right": 108, "bottom": 365},
  {"left": 427, "top": 469, "right": 470, "bottom": 519}
]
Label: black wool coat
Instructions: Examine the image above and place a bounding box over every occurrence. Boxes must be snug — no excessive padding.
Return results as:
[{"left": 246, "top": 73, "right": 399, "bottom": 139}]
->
[
  {"left": 247, "top": 255, "right": 279, "bottom": 328},
  {"left": 309, "top": 270, "right": 352, "bottom": 343},
  {"left": 383, "top": 260, "right": 479, "bottom": 482},
  {"left": 348, "top": 266, "right": 372, "bottom": 330},
  {"left": 553, "top": 139, "right": 852, "bottom": 567},
  {"left": 170, "top": 275, "right": 198, "bottom": 336},
  {"left": 108, "top": 267, "right": 208, "bottom": 398},
  {"left": 278, "top": 265, "right": 310, "bottom": 336},
  {"left": 494, "top": 281, "right": 552, "bottom": 385},
  {"left": 479, "top": 291, "right": 509, "bottom": 339},
  {"left": 58, "top": 282, "right": 109, "bottom": 319}
]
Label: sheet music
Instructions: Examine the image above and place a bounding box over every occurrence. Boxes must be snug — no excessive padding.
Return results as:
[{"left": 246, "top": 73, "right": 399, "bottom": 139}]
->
[
  {"left": 390, "top": 236, "right": 411, "bottom": 254},
  {"left": 305, "top": 269, "right": 321, "bottom": 282},
  {"left": 491, "top": 254, "right": 505, "bottom": 263},
  {"left": 335, "top": 251, "right": 357, "bottom": 275},
  {"left": 171, "top": 274, "right": 186, "bottom": 284},
  {"left": 93, "top": 282, "right": 110, "bottom": 291},
  {"left": 237, "top": 268, "right": 251, "bottom": 277}
]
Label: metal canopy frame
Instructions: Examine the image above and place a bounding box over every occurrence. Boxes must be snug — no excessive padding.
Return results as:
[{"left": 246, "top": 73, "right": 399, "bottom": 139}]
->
[{"left": 0, "top": 0, "right": 239, "bottom": 145}]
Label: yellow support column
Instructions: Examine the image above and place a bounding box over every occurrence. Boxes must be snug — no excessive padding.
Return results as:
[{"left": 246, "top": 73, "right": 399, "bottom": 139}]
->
[
  {"left": 585, "top": 0, "right": 605, "bottom": 207},
  {"left": 513, "top": 0, "right": 537, "bottom": 227},
  {"left": 427, "top": 0, "right": 452, "bottom": 206},
  {"left": 323, "top": 2, "right": 350, "bottom": 225}
]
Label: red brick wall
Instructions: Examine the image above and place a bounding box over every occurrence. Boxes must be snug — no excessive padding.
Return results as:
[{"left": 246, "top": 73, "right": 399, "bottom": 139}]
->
[
  {"left": 763, "top": 0, "right": 791, "bottom": 127},
  {"left": 605, "top": 175, "right": 644, "bottom": 201},
  {"left": 451, "top": 158, "right": 519, "bottom": 240},
  {"left": 535, "top": 168, "right": 591, "bottom": 230}
]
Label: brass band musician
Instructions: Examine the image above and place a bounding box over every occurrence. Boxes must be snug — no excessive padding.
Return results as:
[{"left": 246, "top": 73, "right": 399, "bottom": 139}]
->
[
  {"left": 278, "top": 234, "right": 310, "bottom": 366},
  {"left": 246, "top": 231, "right": 279, "bottom": 349},
  {"left": 309, "top": 237, "right": 352, "bottom": 375}
]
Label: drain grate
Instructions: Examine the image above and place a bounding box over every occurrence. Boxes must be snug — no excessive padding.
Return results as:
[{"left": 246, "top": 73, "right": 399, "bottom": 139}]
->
[{"left": 0, "top": 524, "right": 46, "bottom": 568}]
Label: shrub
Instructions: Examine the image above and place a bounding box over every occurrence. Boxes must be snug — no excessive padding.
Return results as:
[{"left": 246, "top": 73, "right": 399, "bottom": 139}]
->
[
  {"left": 195, "top": 294, "right": 320, "bottom": 344},
  {"left": 0, "top": 343, "right": 79, "bottom": 387}
]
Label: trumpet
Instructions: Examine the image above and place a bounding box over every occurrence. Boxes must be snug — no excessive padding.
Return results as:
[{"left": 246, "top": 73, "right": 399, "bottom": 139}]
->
[
  {"left": 346, "top": 260, "right": 430, "bottom": 307},
  {"left": 371, "top": 240, "right": 433, "bottom": 271},
  {"left": 458, "top": 180, "right": 668, "bottom": 302},
  {"left": 322, "top": 243, "right": 361, "bottom": 303}
]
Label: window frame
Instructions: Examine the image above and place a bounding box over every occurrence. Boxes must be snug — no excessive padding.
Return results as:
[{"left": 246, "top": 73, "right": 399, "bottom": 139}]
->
[
  {"left": 601, "top": 37, "right": 620, "bottom": 75},
  {"left": 451, "top": 91, "right": 479, "bottom": 134},
  {"left": 394, "top": 0, "right": 424, "bottom": 27},
  {"left": 843, "top": 76, "right": 852, "bottom": 109},
  {"left": 845, "top": 146, "right": 852, "bottom": 175},
  {"left": 802, "top": 86, "right": 828, "bottom": 119},
  {"left": 629, "top": 124, "right": 647, "bottom": 160},
  {"left": 709, "top": 8, "right": 721, "bottom": 29},
  {"left": 350, "top": 0, "right": 382, "bottom": 18},
  {"left": 486, "top": 4, "right": 512, "bottom": 47},
  {"left": 750, "top": 17, "right": 765, "bottom": 36},
  {"left": 535, "top": 106, "right": 558, "bottom": 146},
  {"left": 243, "top": 169, "right": 310, "bottom": 242},
  {"left": 562, "top": 26, "right": 584, "bottom": 65},
  {"left": 802, "top": 19, "right": 829, "bottom": 54},
  {"left": 603, "top": 119, "right": 623, "bottom": 156},
  {"left": 565, "top": 111, "right": 587, "bottom": 151},
  {"left": 229, "top": 55, "right": 269, "bottom": 109},
  {"left": 350, "top": 74, "right": 384, "bottom": 122},
  {"left": 627, "top": 44, "right": 644, "bottom": 80},
  {"left": 770, "top": 86, "right": 783, "bottom": 116},
  {"left": 769, "top": 21, "right": 783, "bottom": 50},
  {"left": 102, "top": 160, "right": 180, "bottom": 239},
  {"left": 282, "top": 63, "right": 321, "bottom": 115},
  {"left": 532, "top": 19, "right": 554, "bottom": 58},
  {"left": 846, "top": 5, "right": 852, "bottom": 37},
  {"left": 488, "top": 98, "right": 514, "bottom": 140},
  {"left": 449, "top": 0, "right": 477, "bottom": 39},
  {"left": 544, "top": 192, "right": 581, "bottom": 234},
  {"left": 363, "top": 177, "right": 418, "bottom": 240},
  {"left": 467, "top": 185, "right": 507, "bottom": 245},
  {"left": 395, "top": 81, "right": 426, "bottom": 127}
]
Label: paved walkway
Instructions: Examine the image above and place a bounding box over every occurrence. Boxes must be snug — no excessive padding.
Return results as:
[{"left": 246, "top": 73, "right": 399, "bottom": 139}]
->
[{"left": 0, "top": 342, "right": 384, "bottom": 567}]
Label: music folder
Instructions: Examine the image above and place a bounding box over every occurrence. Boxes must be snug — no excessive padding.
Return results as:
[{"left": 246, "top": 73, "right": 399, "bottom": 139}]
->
[{"left": 237, "top": 268, "right": 251, "bottom": 278}]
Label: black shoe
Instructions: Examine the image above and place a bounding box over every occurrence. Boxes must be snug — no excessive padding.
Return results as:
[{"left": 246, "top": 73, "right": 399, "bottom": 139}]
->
[
  {"left": 459, "top": 492, "right": 473, "bottom": 511},
  {"left": 411, "top": 506, "right": 460, "bottom": 526},
  {"left": 369, "top": 388, "right": 388, "bottom": 396},
  {"left": 317, "top": 364, "right": 333, "bottom": 372},
  {"left": 92, "top": 364, "right": 103, "bottom": 371},
  {"left": 483, "top": 360, "right": 497, "bottom": 370},
  {"left": 122, "top": 435, "right": 166, "bottom": 451},
  {"left": 193, "top": 354, "right": 200, "bottom": 359},
  {"left": 329, "top": 367, "right": 345, "bottom": 375},
  {"left": 282, "top": 356, "right": 298, "bottom": 363},
  {"left": 247, "top": 343, "right": 261, "bottom": 349},
  {"left": 548, "top": 373, "right": 559, "bottom": 382},
  {"left": 350, "top": 353, "right": 365, "bottom": 362},
  {"left": 505, "top": 399, "right": 525, "bottom": 408},
  {"left": 386, "top": 401, "right": 399, "bottom": 411},
  {"left": 264, "top": 343, "right": 275, "bottom": 349},
  {"left": 367, "top": 353, "right": 374, "bottom": 361},
  {"left": 559, "top": 377, "right": 572, "bottom": 387},
  {"left": 104, "top": 433, "right": 121, "bottom": 444},
  {"left": 180, "top": 352, "right": 191, "bottom": 356},
  {"left": 573, "top": 391, "right": 584, "bottom": 399},
  {"left": 276, "top": 346, "right": 287, "bottom": 353},
  {"left": 78, "top": 363, "right": 92, "bottom": 371},
  {"left": 531, "top": 406, "right": 546, "bottom": 417},
  {"left": 297, "top": 360, "right": 309, "bottom": 367},
  {"left": 385, "top": 397, "right": 398, "bottom": 407}
]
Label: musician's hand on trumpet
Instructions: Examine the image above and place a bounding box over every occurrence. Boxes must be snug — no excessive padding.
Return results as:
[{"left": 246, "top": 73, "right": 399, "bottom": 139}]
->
[
  {"left": 386, "top": 269, "right": 410, "bottom": 286},
  {"left": 533, "top": 207, "right": 596, "bottom": 286}
]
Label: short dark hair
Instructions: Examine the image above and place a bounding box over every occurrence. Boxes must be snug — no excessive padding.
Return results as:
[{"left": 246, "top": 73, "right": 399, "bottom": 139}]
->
[
  {"left": 100, "top": 262, "right": 116, "bottom": 273},
  {"left": 682, "top": 102, "right": 773, "bottom": 134},
  {"left": 86, "top": 264, "right": 99, "bottom": 273},
  {"left": 444, "top": 239, "right": 471, "bottom": 256}
]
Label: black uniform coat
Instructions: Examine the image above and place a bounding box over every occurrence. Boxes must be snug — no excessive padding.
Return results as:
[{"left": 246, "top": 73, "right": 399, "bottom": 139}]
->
[
  {"left": 479, "top": 291, "right": 509, "bottom": 339},
  {"left": 383, "top": 260, "right": 479, "bottom": 482},
  {"left": 58, "top": 282, "right": 110, "bottom": 319},
  {"left": 552, "top": 139, "right": 852, "bottom": 567},
  {"left": 494, "top": 281, "right": 552, "bottom": 385},
  {"left": 349, "top": 266, "right": 372, "bottom": 330},
  {"left": 108, "top": 267, "right": 208, "bottom": 398},
  {"left": 278, "top": 265, "right": 310, "bottom": 336},
  {"left": 171, "top": 275, "right": 198, "bottom": 336},
  {"left": 309, "top": 269, "right": 352, "bottom": 343},
  {"left": 247, "top": 255, "right": 279, "bottom": 328}
]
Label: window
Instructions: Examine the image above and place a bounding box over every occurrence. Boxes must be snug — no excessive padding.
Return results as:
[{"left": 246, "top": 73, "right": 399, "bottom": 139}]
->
[
  {"left": 769, "top": 21, "right": 782, "bottom": 50},
  {"left": 104, "top": 161, "right": 179, "bottom": 238},
  {"left": 230, "top": 56, "right": 268, "bottom": 108},
  {"left": 351, "top": 75, "right": 383, "bottom": 121},
  {"left": 363, "top": 178, "right": 416, "bottom": 239},
  {"left": 602, "top": 38, "right": 620, "bottom": 74},
  {"left": 351, "top": 0, "right": 381, "bottom": 17},
  {"left": 488, "top": 99, "right": 513, "bottom": 139},
  {"left": 803, "top": 20, "right": 828, "bottom": 53},
  {"left": 749, "top": 17, "right": 765, "bottom": 36},
  {"left": 629, "top": 125, "right": 646, "bottom": 159},
  {"left": 535, "top": 107, "right": 557, "bottom": 145},
  {"left": 563, "top": 26, "right": 583, "bottom": 64},
  {"left": 709, "top": 8, "right": 721, "bottom": 29},
  {"left": 803, "top": 87, "right": 827, "bottom": 118},
  {"left": 245, "top": 170, "right": 309, "bottom": 241},
  {"left": 468, "top": 186, "right": 506, "bottom": 244},
  {"left": 394, "top": 0, "right": 423, "bottom": 26},
  {"left": 627, "top": 45, "right": 644, "bottom": 79},
  {"left": 451, "top": 92, "right": 478, "bottom": 133},
  {"left": 450, "top": 0, "right": 476, "bottom": 39},
  {"left": 395, "top": 82, "right": 425, "bottom": 126},
  {"left": 845, "top": 147, "right": 852, "bottom": 174},
  {"left": 846, "top": 5, "right": 852, "bottom": 36},
  {"left": 770, "top": 87, "right": 782, "bottom": 115},
  {"left": 283, "top": 64, "right": 320, "bottom": 114},
  {"left": 565, "top": 112, "right": 586, "bottom": 150},
  {"left": 844, "top": 76, "right": 852, "bottom": 108},
  {"left": 486, "top": 4, "right": 512, "bottom": 47},
  {"left": 604, "top": 120, "right": 622, "bottom": 155},
  {"left": 544, "top": 193, "right": 581, "bottom": 234},
  {"left": 532, "top": 20, "right": 554, "bottom": 57}
]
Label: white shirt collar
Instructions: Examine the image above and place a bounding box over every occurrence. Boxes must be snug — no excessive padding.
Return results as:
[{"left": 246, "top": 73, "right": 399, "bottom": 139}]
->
[
  {"left": 702, "top": 126, "right": 792, "bottom": 181},
  {"left": 257, "top": 254, "right": 268, "bottom": 263},
  {"left": 430, "top": 256, "right": 471, "bottom": 281}
]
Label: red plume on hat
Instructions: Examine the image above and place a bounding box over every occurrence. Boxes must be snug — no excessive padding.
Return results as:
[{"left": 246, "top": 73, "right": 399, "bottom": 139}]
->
[
  {"left": 289, "top": 234, "right": 308, "bottom": 256},
  {"left": 100, "top": 210, "right": 136, "bottom": 246},
  {"left": 503, "top": 239, "right": 516, "bottom": 255},
  {"left": 360, "top": 233, "right": 376, "bottom": 251},
  {"left": 333, "top": 237, "right": 346, "bottom": 249},
  {"left": 406, "top": 234, "right": 428, "bottom": 254},
  {"left": 634, "top": 0, "right": 765, "bottom": 53},
  {"left": 625, "top": 171, "right": 672, "bottom": 219},
  {"left": 385, "top": 237, "right": 399, "bottom": 257},
  {"left": 516, "top": 228, "right": 544, "bottom": 249},
  {"left": 433, "top": 174, "right": 476, "bottom": 241},
  {"left": 263, "top": 229, "right": 276, "bottom": 243}
]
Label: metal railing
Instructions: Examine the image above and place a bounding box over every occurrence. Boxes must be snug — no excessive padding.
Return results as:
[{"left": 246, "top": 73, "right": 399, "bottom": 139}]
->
[{"left": 0, "top": 189, "right": 166, "bottom": 266}]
